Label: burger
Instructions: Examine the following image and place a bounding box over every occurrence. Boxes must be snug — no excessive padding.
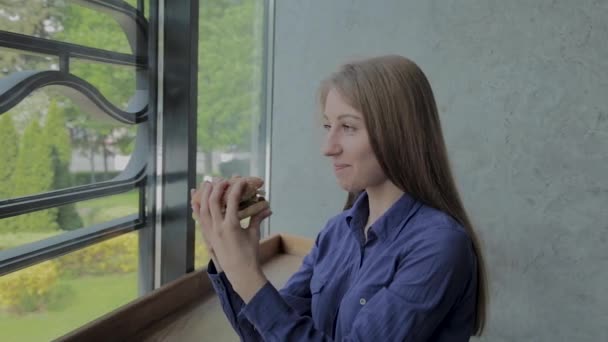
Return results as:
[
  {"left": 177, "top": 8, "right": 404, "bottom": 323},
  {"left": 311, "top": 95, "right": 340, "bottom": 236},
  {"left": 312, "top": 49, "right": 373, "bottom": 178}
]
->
[{"left": 191, "top": 176, "right": 269, "bottom": 222}]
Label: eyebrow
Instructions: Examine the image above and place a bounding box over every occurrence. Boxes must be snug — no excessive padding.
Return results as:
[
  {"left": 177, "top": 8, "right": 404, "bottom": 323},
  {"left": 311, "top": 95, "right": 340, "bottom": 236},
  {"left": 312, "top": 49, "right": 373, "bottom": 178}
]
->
[{"left": 322, "top": 113, "right": 362, "bottom": 120}]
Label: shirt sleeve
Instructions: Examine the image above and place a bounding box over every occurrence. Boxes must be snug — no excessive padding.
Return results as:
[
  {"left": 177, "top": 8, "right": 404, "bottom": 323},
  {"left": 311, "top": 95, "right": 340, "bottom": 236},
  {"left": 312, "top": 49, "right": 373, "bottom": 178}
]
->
[
  {"left": 207, "top": 234, "right": 320, "bottom": 341},
  {"left": 239, "top": 227, "right": 476, "bottom": 342},
  {"left": 207, "top": 260, "right": 259, "bottom": 341}
]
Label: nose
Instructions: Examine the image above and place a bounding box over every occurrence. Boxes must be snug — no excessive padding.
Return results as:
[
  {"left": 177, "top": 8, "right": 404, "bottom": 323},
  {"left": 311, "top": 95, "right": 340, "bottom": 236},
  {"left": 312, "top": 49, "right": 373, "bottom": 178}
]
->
[{"left": 322, "top": 130, "right": 342, "bottom": 156}]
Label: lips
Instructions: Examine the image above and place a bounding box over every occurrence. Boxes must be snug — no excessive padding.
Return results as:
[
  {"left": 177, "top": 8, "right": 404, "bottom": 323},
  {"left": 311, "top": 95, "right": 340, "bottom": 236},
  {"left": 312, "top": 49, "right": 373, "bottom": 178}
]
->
[{"left": 333, "top": 164, "right": 350, "bottom": 171}]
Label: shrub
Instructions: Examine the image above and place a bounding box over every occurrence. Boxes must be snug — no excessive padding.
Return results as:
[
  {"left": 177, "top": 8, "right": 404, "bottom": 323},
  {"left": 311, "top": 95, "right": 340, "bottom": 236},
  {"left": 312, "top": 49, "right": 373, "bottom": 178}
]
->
[
  {"left": 56, "top": 234, "right": 137, "bottom": 277},
  {"left": 0, "top": 260, "right": 60, "bottom": 314}
]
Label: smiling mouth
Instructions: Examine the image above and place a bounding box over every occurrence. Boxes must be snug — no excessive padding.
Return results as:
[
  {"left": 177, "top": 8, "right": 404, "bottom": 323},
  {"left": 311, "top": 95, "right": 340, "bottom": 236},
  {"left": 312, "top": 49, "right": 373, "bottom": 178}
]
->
[{"left": 334, "top": 165, "right": 349, "bottom": 171}]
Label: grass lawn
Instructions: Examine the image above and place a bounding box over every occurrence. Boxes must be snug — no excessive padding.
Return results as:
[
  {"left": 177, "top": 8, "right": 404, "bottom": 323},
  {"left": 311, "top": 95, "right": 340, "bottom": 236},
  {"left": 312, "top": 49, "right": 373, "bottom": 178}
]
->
[
  {"left": 0, "top": 231, "right": 60, "bottom": 251},
  {"left": 0, "top": 272, "right": 138, "bottom": 342},
  {"left": 0, "top": 191, "right": 138, "bottom": 250},
  {"left": 75, "top": 190, "right": 139, "bottom": 226}
]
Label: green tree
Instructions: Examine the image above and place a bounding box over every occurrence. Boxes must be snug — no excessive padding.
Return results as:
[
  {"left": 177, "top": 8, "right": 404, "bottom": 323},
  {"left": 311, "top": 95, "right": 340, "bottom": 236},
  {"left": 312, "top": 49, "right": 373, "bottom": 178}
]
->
[
  {"left": 0, "top": 0, "right": 62, "bottom": 145},
  {"left": 11, "top": 119, "right": 58, "bottom": 232},
  {"left": 46, "top": 100, "right": 83, "bottom": 230},
  {"left": 0, "top": 0, "right": 62, "bottom": 75},
  {"left": 0, "top": 114, "right": 19, "bottom": 200},
  {"left": 0, "top": 114, "right": 20, "bottom": 233},
  {"left": 55, "top": 3, "right": 137, "bottom": 178},
  {"left": 198, "top": 0, "right": 263, "bottom": 173}
]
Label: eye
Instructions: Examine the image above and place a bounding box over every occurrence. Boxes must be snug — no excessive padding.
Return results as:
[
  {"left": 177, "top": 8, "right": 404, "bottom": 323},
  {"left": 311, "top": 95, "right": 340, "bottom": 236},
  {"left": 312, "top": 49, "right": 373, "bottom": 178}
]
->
[
  {"left": 342, "top": 124, "right": 356, "bottom": 133},
  {"left": 322, "top": 124, "right": 331, "bottom": 131}
]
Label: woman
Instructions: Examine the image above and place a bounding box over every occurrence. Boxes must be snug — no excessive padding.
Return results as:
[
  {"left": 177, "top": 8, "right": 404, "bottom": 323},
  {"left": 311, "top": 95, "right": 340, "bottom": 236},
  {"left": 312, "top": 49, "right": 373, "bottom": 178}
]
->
[{"left": 192, "top": 55, "right": 487, "bottom": 341}]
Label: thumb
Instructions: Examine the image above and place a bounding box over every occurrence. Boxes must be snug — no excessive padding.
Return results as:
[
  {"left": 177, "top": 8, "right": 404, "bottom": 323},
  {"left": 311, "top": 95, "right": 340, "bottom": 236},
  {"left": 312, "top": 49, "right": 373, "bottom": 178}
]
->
[{"left": 247, "top": 209, "right": 272, "bottom": 234}]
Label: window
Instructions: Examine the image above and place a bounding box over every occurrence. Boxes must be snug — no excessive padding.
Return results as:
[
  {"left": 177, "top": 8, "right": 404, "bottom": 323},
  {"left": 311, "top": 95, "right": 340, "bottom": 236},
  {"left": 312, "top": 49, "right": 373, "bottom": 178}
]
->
[
  {"left": 1, "top": 0, "right": 151, "bottom": 339},
  {"left": 194, "top": 0, "right": 269, "bottom": 268}
]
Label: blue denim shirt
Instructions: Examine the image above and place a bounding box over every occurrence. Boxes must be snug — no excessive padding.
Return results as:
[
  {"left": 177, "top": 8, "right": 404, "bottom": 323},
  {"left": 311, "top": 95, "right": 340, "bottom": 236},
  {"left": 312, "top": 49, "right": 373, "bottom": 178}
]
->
[{"left": 208, "top": 191, "right": 478, "bottom": 341}]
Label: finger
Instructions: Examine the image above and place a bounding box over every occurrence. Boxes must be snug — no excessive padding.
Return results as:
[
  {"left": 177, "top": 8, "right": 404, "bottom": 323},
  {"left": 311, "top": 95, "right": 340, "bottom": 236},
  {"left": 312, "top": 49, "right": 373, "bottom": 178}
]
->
[
  {"left": 247, "top": 208, "right": 272, "bottom": 230},
  {"left": 209, "top": 179, "right": 230, "bottom": 222},
  {"left": 191, "top": 186, "right": 201, "bottom": 206},
  {"left": 191, "top": 189, "right": 200, "bottom": 220},
  {"left": 191, "top": 190, "right": 197, "bottom": 215},
  {"left": 196, "top": 182, "right": 213, "bottom": 249},
  {"left": 225, "top": 178, "right": 247, "bottom": 222},
  {"left": 198, "top": 181, "right": 213, "bottom": 225},
  {"left": 248, "top": 209, "right": 271, "bottom": 242},
  {"left": 237, "top": 200, "right": 270, "bottom": 221},
  {"left": 201, "top": 232, "right": 213, "bottom": 251}
]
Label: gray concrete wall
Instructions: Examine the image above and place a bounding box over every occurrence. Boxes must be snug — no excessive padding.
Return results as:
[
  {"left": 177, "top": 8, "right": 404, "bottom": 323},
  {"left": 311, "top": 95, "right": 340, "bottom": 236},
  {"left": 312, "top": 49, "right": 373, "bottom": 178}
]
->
[{"left": 268, "top": 0, "right": 608, "bottom": 341}]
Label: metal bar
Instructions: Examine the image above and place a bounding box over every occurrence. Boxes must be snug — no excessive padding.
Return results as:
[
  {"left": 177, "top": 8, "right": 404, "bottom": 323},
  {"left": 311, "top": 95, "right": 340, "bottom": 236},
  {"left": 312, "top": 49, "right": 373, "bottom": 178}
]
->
[
  {"left": 153, "top": 0, "right": 166, "bottom": 290},
  {"left": 0, "top": 214, "right": 143, "bottom": 277},
  {"left": 0, "top": 169, "right": 145, "bottom": 219},
  {"left": 138, "top": 0, "right": 159, "bottom": 295},
  {"left": 262, "top": 0, "right": 276, "bottom": 238},
  {"left": 60, "top": 53, "right": 70, "bottom": 73},
  {"left": 0, "top": 71, "right": 147, "bottom": 124},
  {"left": 0, "top": 31, "right": 146, "bottom": 67},
  {"left": 159, "top": 0, "right": 198, "bottom": 285}
]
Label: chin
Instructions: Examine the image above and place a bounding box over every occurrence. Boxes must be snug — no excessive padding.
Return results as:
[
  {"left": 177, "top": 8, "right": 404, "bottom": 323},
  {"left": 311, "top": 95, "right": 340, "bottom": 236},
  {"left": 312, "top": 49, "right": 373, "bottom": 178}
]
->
[{"left": 337, "top": 180, "right": 363, "bottom": 193}]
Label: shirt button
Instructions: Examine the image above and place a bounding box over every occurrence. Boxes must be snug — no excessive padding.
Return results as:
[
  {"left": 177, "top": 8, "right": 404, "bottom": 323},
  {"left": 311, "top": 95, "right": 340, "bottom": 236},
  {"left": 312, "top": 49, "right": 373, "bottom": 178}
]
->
[{"left": 359, "top": 298, "right": 367, "bottom": 305}]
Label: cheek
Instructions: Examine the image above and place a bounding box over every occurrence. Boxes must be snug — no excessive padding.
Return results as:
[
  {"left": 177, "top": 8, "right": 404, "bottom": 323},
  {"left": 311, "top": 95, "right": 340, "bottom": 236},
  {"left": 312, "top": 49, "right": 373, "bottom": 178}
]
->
[
  {"left": 350, "top": 144, "right": 386, "bottom": 186},
  {"left": 367, "top": 164, "right": 387, "bottom": 186},
  {"left": 359, "top": 159, "right": 385, "bottom": 185}
]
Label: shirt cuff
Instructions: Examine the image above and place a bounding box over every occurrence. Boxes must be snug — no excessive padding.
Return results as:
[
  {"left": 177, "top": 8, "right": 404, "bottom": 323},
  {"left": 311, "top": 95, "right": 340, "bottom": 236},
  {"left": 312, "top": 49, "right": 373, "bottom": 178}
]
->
[
  {"left": 207, "top": 259, "right": 229, "bottom": 295},
  {"left": 207, "top": 259, "right": 221, "bottom": 274},
  {"left": 240, "top": 281, "right": 294, "bottom": 333}
]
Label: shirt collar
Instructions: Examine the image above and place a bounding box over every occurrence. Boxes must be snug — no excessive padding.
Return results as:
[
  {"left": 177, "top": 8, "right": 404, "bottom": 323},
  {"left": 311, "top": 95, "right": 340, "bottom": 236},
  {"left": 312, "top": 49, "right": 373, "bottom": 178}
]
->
[{"left": 345, "top": 191, "right": 418, "bottom": 241}]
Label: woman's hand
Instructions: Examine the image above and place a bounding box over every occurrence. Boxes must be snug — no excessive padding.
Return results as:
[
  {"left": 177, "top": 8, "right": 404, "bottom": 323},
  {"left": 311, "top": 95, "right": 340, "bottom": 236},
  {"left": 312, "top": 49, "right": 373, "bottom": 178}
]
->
[
  {"left": 191, "top": 176, "right": 246, "bottom": 273},
  {"left": 191, "top": 185, "right": 223, "bottom": 273},
  {"left": 196, "top": 177, "right": 272, "bottom": 302}
]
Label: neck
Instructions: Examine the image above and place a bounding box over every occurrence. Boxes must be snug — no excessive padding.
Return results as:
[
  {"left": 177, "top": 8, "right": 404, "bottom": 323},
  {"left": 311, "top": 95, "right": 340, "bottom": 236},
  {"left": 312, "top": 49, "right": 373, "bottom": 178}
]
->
[{"left": 364, "top": 180, "right": 404, "bottom": 226}]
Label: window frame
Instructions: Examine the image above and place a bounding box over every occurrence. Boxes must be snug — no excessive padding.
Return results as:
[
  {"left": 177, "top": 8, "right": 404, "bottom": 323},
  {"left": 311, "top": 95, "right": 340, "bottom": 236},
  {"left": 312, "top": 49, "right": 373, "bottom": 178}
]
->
[
  {"left": 0, "top": 0, "right": 164, "bottom": 294},
  {"left": 0, "top": 0, "right": 273, "bottom": 296}
]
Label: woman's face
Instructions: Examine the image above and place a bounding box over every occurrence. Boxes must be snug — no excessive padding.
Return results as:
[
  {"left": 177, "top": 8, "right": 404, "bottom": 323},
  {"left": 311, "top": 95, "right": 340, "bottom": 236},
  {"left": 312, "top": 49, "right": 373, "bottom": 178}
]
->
[{"left": 321, "top": 87, "right": 387, "bottom": 192}]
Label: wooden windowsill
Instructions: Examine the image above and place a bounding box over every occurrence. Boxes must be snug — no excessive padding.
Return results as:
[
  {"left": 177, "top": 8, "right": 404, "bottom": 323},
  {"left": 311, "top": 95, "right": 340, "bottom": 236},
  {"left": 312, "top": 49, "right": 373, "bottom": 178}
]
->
[{"left": 56, "top": 234, "right": 312, "bottom": 342}]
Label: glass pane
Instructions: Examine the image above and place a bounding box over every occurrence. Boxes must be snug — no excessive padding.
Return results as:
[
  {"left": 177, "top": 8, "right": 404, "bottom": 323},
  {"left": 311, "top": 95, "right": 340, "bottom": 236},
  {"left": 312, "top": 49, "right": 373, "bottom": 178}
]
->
[
  {"left": 0, "top": 48, "right": 59, "bottom": 74},
  {"left": 70, "top": 59, "right": 137, "bottom": 110},
  {"left": 0, "top": 190, "right": 138, "bottom": 251},
  {"left": 195, "top": 0, "right": 266, "bottom": 268},
  {"left": 0, "top": 231, "right": 139, "bottom": 341},
  {"left": 0, "top": 1, "right": 138, "bottom": 54},
  {"left": 0, "top": 90, "right": 136, "bottom": 200},
  {"left": 0, "top": 47, "right": 139, "bottom": 115},
  {"left": 145, "top": 0, "right": 150, "bottom": 20}
]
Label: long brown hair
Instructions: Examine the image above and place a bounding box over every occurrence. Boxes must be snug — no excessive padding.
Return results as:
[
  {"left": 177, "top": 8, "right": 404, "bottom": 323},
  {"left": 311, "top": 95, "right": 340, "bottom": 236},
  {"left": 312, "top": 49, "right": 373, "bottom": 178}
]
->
[{"left": 319, "top": 55, "right": 487, "bottom": 335}]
